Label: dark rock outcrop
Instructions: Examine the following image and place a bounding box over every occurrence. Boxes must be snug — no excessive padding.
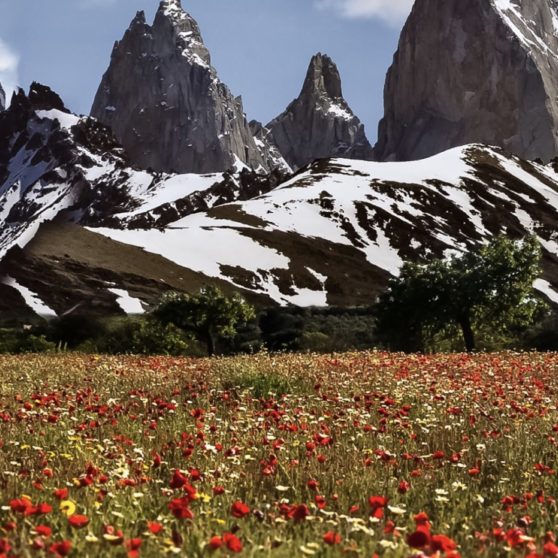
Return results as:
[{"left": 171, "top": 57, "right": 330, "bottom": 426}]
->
[
  {"left": 0, "top": 83, "right": 5, "bottom": 111},
  {"left": 375, "top": 0, "right": 558, "bottom": 162},
  {"left": 91, "top": 0, "right": 267, "bottom": 174},
  {"left": 266, "top": 53, "right": 373, "bottom": 171}
]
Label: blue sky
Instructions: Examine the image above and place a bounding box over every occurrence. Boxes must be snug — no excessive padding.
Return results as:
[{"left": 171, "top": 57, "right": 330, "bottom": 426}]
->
[{"left": 0, "top": 0, "right": 413, "bottom": 142}]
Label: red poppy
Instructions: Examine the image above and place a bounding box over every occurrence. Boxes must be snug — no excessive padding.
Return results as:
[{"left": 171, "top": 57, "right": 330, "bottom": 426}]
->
[
  {"left": 230, "top": 500, "right": 250, "bottom": 518},
  {"left": 407, "top": 529, "right": 431, "bottom": 549},
  {"left": 68, "top": 515, "right": 89, "bottom": 529},
  {"left": 323, "top": 531, "right": 342, "bottom": 545},
  {"left": 223, "top": 532, "right": 243, "bottom": 553},
  {"left": 147, "top": 521, "right": 163, "bottom": 535},
  {"left": 34, "top": 525, "right": 52, "bottom": 538},
  {"left": 49, "top": 541, "right": 72, "bottom": 557},
  {"left": 208, "top": 536, "right": 223, "bottom": 550}
]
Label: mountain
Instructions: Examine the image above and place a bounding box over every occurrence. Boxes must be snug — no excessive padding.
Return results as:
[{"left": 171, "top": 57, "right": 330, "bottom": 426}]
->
[
  {"left": 90, "top": 0, "right": 268, "bottom": 174},
  {"left": 0, "top": 84, "right": 284, "bottom": 321},
  {"left": 266, "top": 53, "right": 373, "bottom": 171},
  {"left": 374, "top": 0, "right": 558, "bottom": 163},
  {"left": 1, "top": 83, "right": 557, "bottom": 320},
  {"left": 0, "top": 82, "right": 5, "bottom": 111}
]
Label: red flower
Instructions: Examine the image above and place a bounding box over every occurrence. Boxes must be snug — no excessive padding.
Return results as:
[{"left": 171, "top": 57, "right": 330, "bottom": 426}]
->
[
  {"left": 34, "top": 525, "right": 52, "bottom": 537},
  {"left": 431, "top": 534, "right": 457, "bottom": 552},
  {"left": 9, "top": 497, "right": 32, "bottom": 514},
  {"left": 231, "top": 500, "right": 250, "bottom": 518},
  {"left": 369, "top": 495, "right": 388, "bottom": 519},
  {"left": 54, "top": 488, "right": 69, "bottom": 500},
  {"left": 398, "top": 480, "right": 411, "bottom": 494},
  {"left": 292, "top": 504, "right": 310, "bottom": 521},
  {"left": 208, "top": 536, "right": 223, "bottom": 550},
  {"left": 147, "top": 521, "right": 163, "bottom": 535},
  {"left": 49, "top": 541, "right": 72, "bottom": 557},
  {"left": 168, "top": 497, "right": 194, "bottom": 520},
  {"left": 223, "top": 532, "right": 243, "bottom": 553},
  {"left": 323, "top": 531, "right": 342, "bottom": 545},
  {"left": 68, "top": 515, "right": 89, "bottom": 529},
  {"left": 407, "top": 529, "right": 431, "bottom": 549}
]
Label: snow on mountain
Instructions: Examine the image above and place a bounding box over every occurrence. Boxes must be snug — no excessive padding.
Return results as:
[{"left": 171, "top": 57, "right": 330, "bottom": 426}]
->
[{"left": 87, "top": 144, "right": 558, "bottom": 307}]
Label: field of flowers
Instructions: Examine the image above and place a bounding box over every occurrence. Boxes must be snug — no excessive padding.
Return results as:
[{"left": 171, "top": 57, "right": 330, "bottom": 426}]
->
[{"left": 0, "top": 352, "right": 557, "bottom": 557}]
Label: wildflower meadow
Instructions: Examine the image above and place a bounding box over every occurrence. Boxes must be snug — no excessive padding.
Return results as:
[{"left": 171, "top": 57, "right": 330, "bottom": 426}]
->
[{"left": 0, "top": 352, "right": 557, "bottom": 557}]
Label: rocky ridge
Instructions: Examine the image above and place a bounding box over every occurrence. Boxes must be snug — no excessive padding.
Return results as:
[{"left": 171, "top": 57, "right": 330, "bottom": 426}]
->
[
  {"left": 91, "top": 0, "right": 268, "bottom": 174},
  {"left": 375, "top": 0, "right": 558, "bottom": 163},
  {"left": 266, "top": 53, "right": 373, "bottom": 171}
]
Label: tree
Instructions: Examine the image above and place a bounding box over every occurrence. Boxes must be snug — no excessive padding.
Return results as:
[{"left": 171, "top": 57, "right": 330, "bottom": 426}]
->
[
  {"left": 152, "top": 286, "right": 256, "bottom": 356},
  {"left": 375, "top": 236, "right": 544, "bottom": 352}
]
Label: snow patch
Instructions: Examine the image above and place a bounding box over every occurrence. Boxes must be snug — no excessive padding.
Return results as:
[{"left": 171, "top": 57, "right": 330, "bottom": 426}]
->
[
  {"left": 108, "top": 288, "right": 145, "bottom": 314},
  {"left": 2, "top": 276, "right": 57, "bottom": 318}
]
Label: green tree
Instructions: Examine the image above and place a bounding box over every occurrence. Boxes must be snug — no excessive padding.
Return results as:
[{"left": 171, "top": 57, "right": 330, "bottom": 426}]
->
[
  {"left": 376, "top": 236, "right": 544, "bottom": 352},
  {"left": 152, "top": 286, "right": 256, "bottom": 356}
]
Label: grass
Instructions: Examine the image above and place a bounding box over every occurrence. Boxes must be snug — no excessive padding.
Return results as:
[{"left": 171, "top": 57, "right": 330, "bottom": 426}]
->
[{"left": 0, "top": 352, "right": 556, "bottom": 557}]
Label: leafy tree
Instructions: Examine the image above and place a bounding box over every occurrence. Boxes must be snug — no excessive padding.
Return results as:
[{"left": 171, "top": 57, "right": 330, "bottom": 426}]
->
[
  {"left": 376, "top": 236, "right": 544, "bottom": 352},
  {"left": 152, "top": 286, "right": 256, "bottom": 356}
]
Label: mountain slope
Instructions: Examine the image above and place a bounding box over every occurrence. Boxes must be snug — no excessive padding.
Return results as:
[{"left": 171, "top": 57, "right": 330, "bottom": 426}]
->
[
  {"left": 266, "top": 54, "right": 373, "bottom": 171},
  {"left": 0, "top": 83, "right": 5, "bottom": 111},
  {"left": 91, "top": 0, "right": 268, "bottom": 174},
  {"left": 87, "top": 145, "right": 558, "bottom": 308},
  {"left": 375, "top": 0, "right": 558, "bottom": 163}
]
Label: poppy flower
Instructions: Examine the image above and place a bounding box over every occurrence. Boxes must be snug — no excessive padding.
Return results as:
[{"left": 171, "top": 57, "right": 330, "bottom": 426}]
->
[
  {"left": 68, "top": 515, "right": 89, "bottom": 529},
  {"left": 34, "top": 525, "right": 52, "bottom": 537},
  {"left": 147, "top": 521, "right": 163, "bottom": 535},
  {"left": 323, "top": 531, "right": 342, "bottom": 545},
  {"left": 222, "top": 532, "right": 243, "bottom": 553},
  {"left": 230, "top": 500, "right": 250, "bottom": 518},
  {"left": 407, "top": 529, "right": 431, "bottom": 549},
  {"left": 208, "top": 536, "right": 223, "bottom": 550},
  {"left": 49, "top": 541, "right": 72, "bottom": 557}
]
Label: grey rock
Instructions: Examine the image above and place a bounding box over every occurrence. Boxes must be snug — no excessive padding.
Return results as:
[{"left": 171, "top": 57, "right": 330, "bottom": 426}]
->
[
  {"left": 266, "top": 53, "right": 373, "bottom": 171},
  {"left": 249, "top": 120, "right": 292, "bottom": 175},
  {"left": 91, "top": 0, "right": 267, "bottom": 174},
  {"left": 375, "top": 0, "right": 558, "bottom": 162},
  {"left": 0, "top": 83, "right": 5, "bottom": 111}
]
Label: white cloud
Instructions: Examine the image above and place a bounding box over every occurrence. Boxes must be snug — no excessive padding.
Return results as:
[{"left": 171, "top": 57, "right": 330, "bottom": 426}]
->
[
  {"left": 0, "top": 38, "right": 19, "bottom": 104},
  {"left": 316, "top": 0, "right": 414, "bottom": 25}
]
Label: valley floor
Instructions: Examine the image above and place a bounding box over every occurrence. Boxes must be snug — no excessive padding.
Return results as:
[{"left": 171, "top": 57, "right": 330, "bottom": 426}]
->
[{"left": 0, "top": 352, "right": 557, "bottom": 557}]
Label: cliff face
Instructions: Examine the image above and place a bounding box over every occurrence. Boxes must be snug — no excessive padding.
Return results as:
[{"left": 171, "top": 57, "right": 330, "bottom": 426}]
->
[
  {"left": 266, "top": 54, "right": 372, "bottom": 171},
  {"left": 91, "top": 0, "right": 268, "bottom": 174},
  {"left": 0, "top": 83, "right": 5, "bottom": 111},
  {"left": 375, "top": 0, "right": 558, "bottom": 163}
]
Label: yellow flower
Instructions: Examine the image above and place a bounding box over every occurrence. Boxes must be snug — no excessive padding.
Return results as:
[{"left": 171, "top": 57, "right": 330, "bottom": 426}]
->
[{"left": 60, "top": 500, "right": 76, "bottom": 517}]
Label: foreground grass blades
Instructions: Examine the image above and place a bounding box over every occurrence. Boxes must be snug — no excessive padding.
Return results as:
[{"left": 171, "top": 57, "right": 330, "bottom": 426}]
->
[{"left": 0, "top": 352, "right": 557, "bottom": 556}]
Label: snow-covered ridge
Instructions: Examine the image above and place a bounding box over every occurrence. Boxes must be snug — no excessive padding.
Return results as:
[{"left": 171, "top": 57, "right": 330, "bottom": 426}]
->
[
  {"left": 492, "top": 0, "right": 558, "bottom": 57},
  {"left": 87, "top": 144, "right": 558, "bottom": 306}
]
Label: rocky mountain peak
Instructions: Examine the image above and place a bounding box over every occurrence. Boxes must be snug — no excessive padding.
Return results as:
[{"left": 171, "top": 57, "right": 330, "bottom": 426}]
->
[
  {"left": 0, "top": 83, "right": 5, "bottom": 111},
  {"left": 266, "top": 53, "right": 372, "bottom": 171},
  {"left": 374, "top": 0, "right": 558, "bottom": 162},
  {"left": 302, "top": 53, "right": 343, "bottom": 101},
  {"left": 153, "top": 0, "right": 211, "bottom": 68},
  {"left": 91, "top": 3, "right": 267, "bottom": 174}
]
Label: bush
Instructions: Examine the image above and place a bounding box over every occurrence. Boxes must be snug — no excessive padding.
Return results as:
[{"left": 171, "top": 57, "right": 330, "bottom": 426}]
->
[
  {"left": 91, "top": 318, "right": 194, "bottom": 355},
  {"left": 0, "top": 329, "right": 57, "bottom": 354}
]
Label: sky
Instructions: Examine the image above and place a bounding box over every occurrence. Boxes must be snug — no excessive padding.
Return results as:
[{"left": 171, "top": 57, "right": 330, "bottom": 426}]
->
[{"left": 0, "top": 0, "right": 414, "bottom": 142}]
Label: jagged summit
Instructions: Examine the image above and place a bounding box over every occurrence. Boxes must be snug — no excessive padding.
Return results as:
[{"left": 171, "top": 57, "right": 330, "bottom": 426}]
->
[
  {"left": 266, "top": 53, "right": 372, "bottom": 171},
  {"left": 374, "top": 0, "right": 558, "bottom": 162},
  {"left": 0, "top": 83, "right": 5, "bottom": 111},
  {"left": 91, "top": 1, "right": 267, "bottom": 174},
  {"left": 302, "top": 53, "right": 344, "bottom": 100}
]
